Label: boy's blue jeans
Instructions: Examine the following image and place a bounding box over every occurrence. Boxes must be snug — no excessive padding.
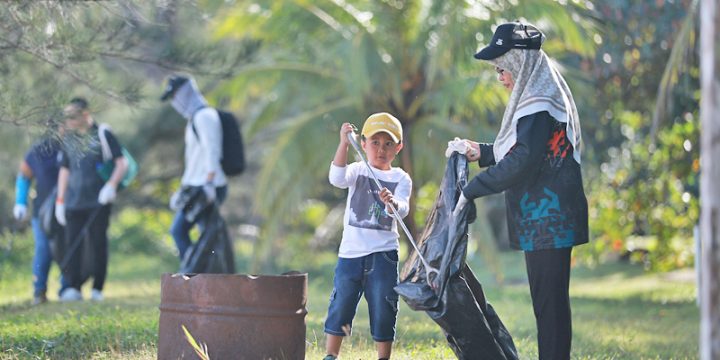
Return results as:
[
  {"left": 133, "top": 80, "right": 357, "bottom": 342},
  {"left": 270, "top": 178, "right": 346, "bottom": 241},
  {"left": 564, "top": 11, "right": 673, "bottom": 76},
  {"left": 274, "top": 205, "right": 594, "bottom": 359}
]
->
[
  {"left": 324, "top": 250, "right": 399, "bottom": 342},
  {"left": 170, "top": 186, "right": 227, "bottom": 259},
  {"left": 31, "top": 218, "right": 68, "bottom": 297}
]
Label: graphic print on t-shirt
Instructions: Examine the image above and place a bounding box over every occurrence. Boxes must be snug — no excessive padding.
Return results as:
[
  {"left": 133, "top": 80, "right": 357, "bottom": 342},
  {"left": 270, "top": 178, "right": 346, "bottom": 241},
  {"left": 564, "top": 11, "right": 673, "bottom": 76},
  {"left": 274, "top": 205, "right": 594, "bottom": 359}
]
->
[
  {"left": 348, "top": 175, "right": 398, "bottom": 231},
  {"left": 545, "top": 122, "right": 573, "bottom": 168}
]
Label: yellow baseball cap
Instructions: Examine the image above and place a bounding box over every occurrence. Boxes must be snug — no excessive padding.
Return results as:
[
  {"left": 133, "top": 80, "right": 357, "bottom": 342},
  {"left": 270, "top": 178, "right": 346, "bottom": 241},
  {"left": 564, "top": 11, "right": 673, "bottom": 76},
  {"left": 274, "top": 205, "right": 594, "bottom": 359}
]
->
[{"left": 361, "top": 112, "right": 403, "bottom": 143}]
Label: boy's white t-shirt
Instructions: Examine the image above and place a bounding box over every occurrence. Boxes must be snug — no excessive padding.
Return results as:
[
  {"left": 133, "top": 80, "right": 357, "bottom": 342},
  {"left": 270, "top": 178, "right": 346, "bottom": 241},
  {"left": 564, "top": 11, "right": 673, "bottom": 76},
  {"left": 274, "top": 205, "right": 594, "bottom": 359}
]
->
[{"left": 329, "top": 162, "right": 412, "bottom": 258}]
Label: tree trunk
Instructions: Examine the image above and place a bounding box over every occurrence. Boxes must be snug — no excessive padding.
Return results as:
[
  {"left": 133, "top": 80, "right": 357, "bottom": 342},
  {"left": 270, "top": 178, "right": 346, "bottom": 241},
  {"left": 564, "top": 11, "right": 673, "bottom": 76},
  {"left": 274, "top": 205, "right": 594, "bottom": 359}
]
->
[{"left": 700, "top": 0, "right": 720, "bottom": 358}]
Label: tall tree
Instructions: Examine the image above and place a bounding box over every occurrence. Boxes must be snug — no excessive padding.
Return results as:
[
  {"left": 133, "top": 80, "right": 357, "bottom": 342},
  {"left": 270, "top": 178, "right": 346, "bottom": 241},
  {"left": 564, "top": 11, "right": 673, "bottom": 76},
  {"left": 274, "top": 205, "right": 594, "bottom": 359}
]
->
[
  {"left": 700, "top": 0, "right": 720, "bottom": 357},
  {"left": 213, "top": 0, "right": 596, "bottom": 265},
  {"left": 581, "top": 0, "right": 701, "bottom": 270}
]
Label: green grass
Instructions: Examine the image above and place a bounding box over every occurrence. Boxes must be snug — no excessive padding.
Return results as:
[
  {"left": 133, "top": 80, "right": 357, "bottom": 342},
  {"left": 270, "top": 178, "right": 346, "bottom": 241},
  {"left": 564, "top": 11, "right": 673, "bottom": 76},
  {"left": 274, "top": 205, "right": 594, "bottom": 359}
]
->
[{"left": 0, "top": 248, "right": 699, "bottom": 359}]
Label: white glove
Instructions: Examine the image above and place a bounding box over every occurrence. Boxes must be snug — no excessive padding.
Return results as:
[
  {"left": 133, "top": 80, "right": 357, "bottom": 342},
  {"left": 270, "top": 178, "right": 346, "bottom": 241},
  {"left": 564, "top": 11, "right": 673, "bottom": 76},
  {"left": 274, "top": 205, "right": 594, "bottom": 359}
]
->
[
  {"left": 445, "top": 137, "right": 472, "bottom": 158},
  {"left": 169, "top": 190, "right": 183, "bottom": 211},
  {"left": 55, "top": 202, "right": 66, "bottom": 226},
  {"left": 13, "top": 204, "right": 27, "bottom": 221},
  {"left": 98, "top": 183, "right": 117, "bottom": 205},
  {"left": 452, "top": 192, "right": 468, "bottom": 219},
  {"left": 203, "top": 183, "right": 216, "bottom": 203}
]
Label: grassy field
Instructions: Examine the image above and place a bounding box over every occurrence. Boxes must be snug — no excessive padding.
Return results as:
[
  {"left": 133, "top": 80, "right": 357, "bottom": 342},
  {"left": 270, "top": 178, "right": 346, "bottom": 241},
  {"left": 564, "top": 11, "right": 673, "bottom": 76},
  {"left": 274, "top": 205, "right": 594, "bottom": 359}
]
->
[{"left": 0, "top": 247, "right": 699, "bottom": 359}]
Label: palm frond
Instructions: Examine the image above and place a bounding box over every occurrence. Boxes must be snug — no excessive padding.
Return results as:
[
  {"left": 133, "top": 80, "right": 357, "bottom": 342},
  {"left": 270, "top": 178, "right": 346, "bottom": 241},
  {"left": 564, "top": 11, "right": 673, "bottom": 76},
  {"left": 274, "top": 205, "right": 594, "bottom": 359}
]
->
[{"left": 650, "top": 0, "right": 698, "bottom": 140}]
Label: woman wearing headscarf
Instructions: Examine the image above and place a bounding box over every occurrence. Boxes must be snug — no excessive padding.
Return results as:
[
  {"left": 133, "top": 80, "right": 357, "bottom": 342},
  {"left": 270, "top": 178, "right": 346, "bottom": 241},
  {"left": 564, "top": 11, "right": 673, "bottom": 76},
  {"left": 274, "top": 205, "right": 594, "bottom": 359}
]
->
[{"left": 448, "top": 22, "right": 588, "bottom": 360}]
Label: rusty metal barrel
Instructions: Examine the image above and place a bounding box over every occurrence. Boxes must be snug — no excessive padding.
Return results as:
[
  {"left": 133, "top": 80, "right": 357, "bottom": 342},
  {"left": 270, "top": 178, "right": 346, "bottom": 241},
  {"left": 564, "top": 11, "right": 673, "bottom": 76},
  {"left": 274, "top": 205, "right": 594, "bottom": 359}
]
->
[{"left": 158, "top": 272, "right": 308, "bottom": 359}]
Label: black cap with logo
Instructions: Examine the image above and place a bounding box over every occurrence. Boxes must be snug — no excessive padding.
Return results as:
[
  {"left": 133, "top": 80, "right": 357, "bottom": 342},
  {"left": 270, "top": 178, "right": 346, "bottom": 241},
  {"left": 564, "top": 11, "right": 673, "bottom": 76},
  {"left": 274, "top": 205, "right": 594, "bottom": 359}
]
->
[
  {"left": 160, "top": 75, "right": 189, "bottom": 101},
  {"left": 474, "top": 22, "right": 545, "bottom": 60}
]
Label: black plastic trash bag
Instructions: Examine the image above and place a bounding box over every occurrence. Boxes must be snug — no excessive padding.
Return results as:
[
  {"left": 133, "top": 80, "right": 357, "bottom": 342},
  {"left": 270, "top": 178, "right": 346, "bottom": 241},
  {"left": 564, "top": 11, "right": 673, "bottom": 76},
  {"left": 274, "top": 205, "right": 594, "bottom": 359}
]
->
[
  {"left": 39, "top": 187, "right": 65, "bottom": 265},
  {"left": 179, "top": 205, "right": 235, "bottom": 274},
  {"left": 179, "top": 206, "right": 235, "bottom": 274},
  {"left": 394, "top": 153, "right": 518, "bottom": 360},
  {"left": 173, "top": 186, "right": 235, "bottom": 274},
  {"left": 173, "top": 186, "right": 213, "bottom": 223},
  {"left": 38, "top": 187, "right": 94, "bottom": 284}
]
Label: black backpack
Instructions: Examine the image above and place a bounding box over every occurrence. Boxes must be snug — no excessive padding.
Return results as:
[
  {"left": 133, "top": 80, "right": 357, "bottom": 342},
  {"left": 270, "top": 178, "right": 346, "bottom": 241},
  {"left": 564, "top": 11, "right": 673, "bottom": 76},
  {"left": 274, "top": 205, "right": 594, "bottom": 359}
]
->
[{"left": 192, "top": 108, "right": 246, "bottom": 176}]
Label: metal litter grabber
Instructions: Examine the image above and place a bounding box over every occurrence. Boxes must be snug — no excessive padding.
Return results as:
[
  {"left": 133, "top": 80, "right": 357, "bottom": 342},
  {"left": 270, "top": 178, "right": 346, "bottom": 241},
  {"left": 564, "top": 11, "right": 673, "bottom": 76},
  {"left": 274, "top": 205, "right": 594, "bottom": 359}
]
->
[{"left": 346, "top": 130, "right": 440, "bottom": 289}]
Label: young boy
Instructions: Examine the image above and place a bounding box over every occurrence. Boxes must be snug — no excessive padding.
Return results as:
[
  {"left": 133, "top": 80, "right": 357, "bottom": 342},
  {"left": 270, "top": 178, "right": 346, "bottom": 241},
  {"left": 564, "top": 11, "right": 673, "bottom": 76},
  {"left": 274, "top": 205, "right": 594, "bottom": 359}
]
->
[{"left": 324, "top": 112, "right": 412, "bottom": 360}]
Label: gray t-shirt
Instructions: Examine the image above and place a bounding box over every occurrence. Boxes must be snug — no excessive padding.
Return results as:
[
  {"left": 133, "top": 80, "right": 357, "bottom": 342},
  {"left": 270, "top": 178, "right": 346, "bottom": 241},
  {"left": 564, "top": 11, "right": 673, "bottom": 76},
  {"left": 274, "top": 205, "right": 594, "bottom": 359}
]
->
[{"left": 59, "top": 124, "right": 122, "bottom": 210}]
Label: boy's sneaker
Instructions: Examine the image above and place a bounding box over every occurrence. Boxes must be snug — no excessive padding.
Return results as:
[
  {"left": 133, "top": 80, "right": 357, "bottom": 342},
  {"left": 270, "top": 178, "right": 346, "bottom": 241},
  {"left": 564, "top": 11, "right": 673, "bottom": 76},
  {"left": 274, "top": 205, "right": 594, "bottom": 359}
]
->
[
  {"left": 59, "top": 288, "right": 82, "bottom": 302},
  {"left": 90, "top": 289, "right": 104, "bottom": 301},
  {"left": 323, "top": 356, "right": 337, "bottom": 360},
  {"left": 32, "top": 292, "right": 47, "bottom": 306}
]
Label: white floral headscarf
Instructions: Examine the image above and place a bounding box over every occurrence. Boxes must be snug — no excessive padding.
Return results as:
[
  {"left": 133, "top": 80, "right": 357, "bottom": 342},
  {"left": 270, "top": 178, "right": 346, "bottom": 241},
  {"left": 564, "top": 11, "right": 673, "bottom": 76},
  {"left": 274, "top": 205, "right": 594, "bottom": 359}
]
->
[{"left": 485, "top": 49, "right": 582, "bottom": 164}]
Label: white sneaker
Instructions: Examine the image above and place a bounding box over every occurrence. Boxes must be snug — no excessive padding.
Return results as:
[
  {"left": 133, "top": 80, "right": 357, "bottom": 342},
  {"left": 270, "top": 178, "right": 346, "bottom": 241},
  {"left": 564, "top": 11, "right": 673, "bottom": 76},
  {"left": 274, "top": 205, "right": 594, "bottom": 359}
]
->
[
  {"left": 59, "top": 288, "right": 82, "bottom": 302},
  {"left": 90, "top": 289, "right": 104, "bottom": 301}
]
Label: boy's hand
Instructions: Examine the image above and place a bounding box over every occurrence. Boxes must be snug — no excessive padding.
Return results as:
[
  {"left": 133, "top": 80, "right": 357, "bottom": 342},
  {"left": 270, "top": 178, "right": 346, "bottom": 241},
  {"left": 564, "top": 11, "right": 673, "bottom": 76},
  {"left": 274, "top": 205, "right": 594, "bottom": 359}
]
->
[
  {"left": 379, "top": 187, "right": 398, "bottom": 213},
  {"left": 339, "top": 122, "right": 354, "bottom": 146}
]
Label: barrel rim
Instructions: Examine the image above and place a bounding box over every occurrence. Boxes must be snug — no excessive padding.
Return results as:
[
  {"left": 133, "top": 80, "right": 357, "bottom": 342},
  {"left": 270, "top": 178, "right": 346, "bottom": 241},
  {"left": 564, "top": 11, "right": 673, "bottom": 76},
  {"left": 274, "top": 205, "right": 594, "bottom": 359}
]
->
[{"left": 163, "top": 272, "right": 309, "bottom": 280}]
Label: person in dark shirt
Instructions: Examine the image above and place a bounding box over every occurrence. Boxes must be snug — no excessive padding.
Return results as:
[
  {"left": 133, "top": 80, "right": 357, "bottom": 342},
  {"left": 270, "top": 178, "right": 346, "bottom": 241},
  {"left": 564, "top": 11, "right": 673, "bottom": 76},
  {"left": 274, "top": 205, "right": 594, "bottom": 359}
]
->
[
  {"left": 450, "top": 22, "right": 588, "bottom": 360},
  {"left": 13, "top": 136, "right": 69, "bottom": 305},
  {"left": 54, "top": 98, "right": 128, "bottom": 302}
]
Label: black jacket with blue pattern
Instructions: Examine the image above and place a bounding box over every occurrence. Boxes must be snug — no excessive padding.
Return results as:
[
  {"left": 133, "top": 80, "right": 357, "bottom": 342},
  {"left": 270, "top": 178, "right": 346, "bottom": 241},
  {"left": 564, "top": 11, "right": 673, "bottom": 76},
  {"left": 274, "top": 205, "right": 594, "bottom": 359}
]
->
[{"left": 462, "top": 111, "right": 588, "bottom": 251}]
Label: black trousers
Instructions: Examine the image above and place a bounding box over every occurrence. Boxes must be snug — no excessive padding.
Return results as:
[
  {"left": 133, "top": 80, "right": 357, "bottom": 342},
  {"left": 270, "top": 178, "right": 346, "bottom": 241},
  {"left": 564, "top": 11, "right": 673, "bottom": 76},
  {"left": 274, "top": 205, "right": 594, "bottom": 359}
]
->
[
  {"left": 63, "top": 205, "right": 111, "bottom": 291},
  {"left": 525, "top": 247, "right": 572, "bottom": 360}
]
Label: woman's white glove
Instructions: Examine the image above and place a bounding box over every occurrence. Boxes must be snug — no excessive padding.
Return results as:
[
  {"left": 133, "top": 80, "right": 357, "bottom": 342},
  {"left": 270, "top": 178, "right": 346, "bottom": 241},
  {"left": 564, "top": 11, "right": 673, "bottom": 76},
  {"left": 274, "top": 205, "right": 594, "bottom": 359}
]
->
[
  {"left": 452, "top": 192, "right": 468, "bottom": 219},
  {"left": 445, "top": 137, "right": 471, "bottom": 158},
  {"left": 55, "top": 202, "right": 66, "bottom": 226},
  {"left": 445, "top": 138, "right": 480, "bottom": 160},
  {"left": 98, "top": 183, "right": 117, "bottom": 205}
]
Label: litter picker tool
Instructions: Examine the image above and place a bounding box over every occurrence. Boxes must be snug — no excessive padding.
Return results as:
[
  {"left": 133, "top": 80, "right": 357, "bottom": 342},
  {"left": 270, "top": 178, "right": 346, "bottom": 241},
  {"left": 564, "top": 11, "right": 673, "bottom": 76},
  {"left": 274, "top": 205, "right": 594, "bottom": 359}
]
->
[
  {"left": 346, "top": 129, "right": 440, "bottom": 288},
  {"left": 59, "top": 207, "right": 102, "bottom": 270}
]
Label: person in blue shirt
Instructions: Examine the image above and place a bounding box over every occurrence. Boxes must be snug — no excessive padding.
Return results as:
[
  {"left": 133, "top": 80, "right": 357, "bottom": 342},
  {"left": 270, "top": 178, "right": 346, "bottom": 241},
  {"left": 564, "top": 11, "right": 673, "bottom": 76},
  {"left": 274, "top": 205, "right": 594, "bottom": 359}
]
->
[{"left": 13, "top": 134, "right": 69, "bottom": 305}]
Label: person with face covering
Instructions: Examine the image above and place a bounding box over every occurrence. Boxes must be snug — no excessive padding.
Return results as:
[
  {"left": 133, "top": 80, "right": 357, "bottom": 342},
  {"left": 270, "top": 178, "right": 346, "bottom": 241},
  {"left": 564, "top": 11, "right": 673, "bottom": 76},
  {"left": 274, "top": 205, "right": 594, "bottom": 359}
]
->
[
  {"left": 160, "top": 75, "right": 228, "bottom": 261},
  {"left": 447, "top": 22, "right": 588, "bottom": 360}
]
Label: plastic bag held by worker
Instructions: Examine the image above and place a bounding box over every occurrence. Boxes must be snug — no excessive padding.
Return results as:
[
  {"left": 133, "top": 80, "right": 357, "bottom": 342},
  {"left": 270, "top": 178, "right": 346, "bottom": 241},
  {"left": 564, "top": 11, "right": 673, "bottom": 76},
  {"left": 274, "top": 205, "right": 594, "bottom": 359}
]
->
[
  {"left": 394, "top": 153, "right": 518, "bottom": 360},
  {"left": 176, "top": 188, "right": 235, "bottom": 274}
]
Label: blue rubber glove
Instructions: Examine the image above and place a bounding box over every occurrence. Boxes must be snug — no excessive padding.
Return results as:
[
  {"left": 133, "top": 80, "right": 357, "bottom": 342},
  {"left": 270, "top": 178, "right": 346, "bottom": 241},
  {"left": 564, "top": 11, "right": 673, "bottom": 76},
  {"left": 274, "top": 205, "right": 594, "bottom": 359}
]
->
[{"left": 15, "top": 174, "right": 30, "bottom": 206}]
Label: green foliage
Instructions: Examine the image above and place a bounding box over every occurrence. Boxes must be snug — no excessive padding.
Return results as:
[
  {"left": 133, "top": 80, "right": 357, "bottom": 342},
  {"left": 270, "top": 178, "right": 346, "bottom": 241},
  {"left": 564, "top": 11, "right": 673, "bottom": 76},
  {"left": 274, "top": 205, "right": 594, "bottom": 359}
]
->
[
  {"left": 108, "top": 207, "right": 177, "bottom": 256},
  {"left": 581, "top": 0, "right": 696, "bottom": 164},
  {"left": 0, "top": 228, "right": 34, "bottom": 279},
  {"left": 414, "top": 181, "right": 440, "bottom": 227},
  {"left": 584, "top": 111, "right": 699, "bottom": 271},
  {"left": 0, "top": 0, "right": 703, "bottom": 277},
  {"left": 574, "top": 0, "right": 700, "bottom": 271},
  {"left": 210, "top": 0, "right": 597, "bottom": 268},
  {"left": 0, "top": 1, "right": 260, "bottom": 237}
]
